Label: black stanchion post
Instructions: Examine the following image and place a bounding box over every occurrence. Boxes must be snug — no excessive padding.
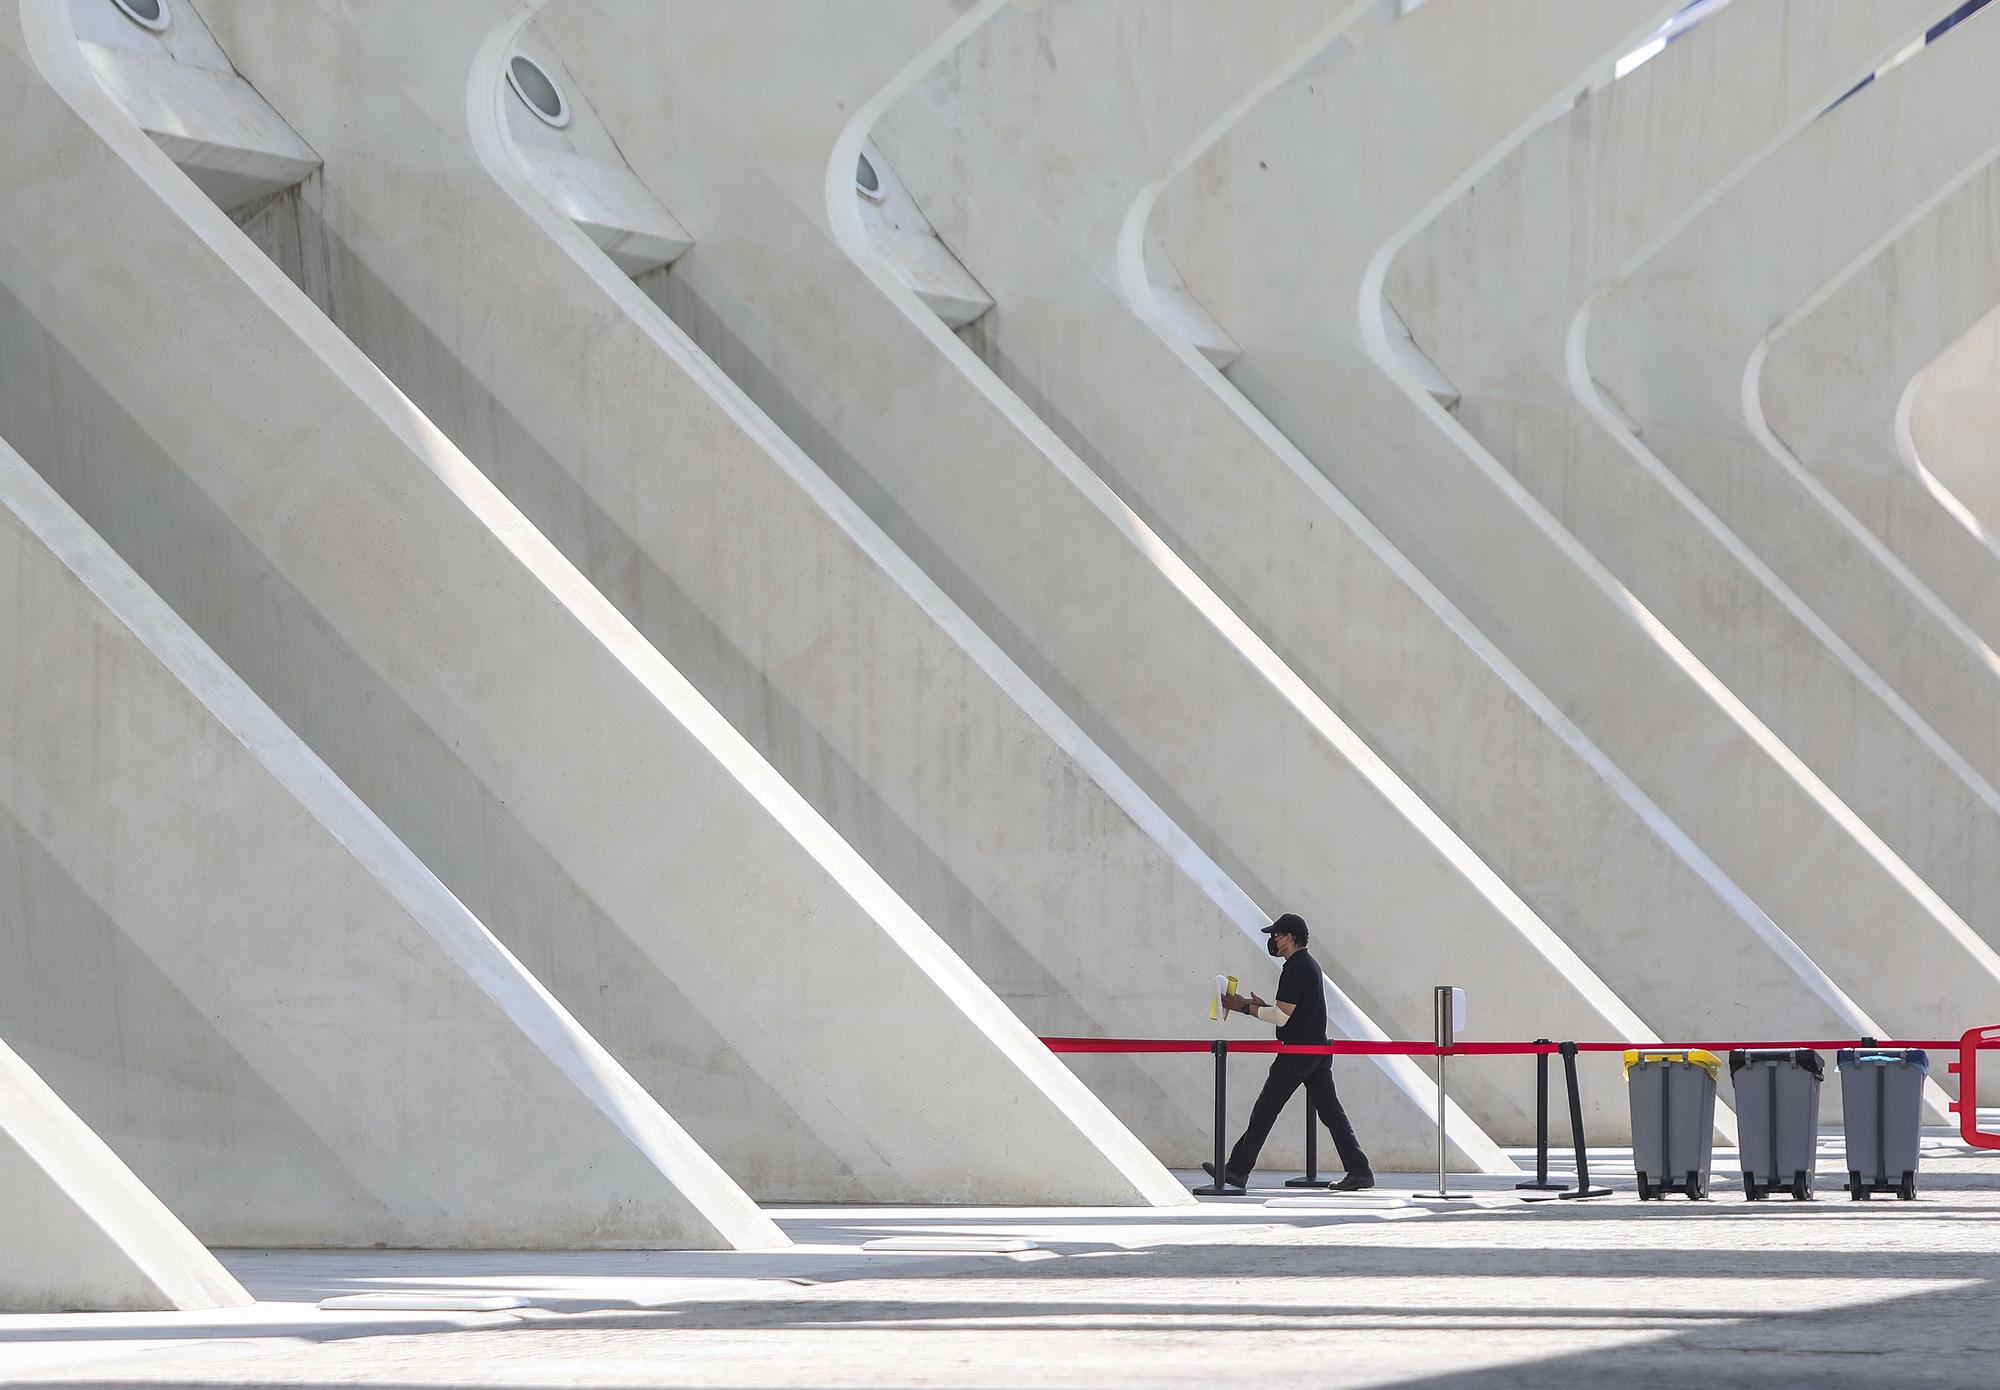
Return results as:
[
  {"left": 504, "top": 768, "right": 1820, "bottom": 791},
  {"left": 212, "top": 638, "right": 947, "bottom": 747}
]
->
[
  {"left": 1192, "top": 1039, "right": 1230, "bottom": 1194},
  {"left": 1285, "top": 1101, "right": 1320, "bottom": 1188},
  {"left": 1517, "top": 1040, "right": 1565, "bottom": 1191},
  {"left": 1213, "top": 1039, "right": 1227, "bottom": 1181},
  {"left": 1558, "top": 1041, "right": 1611, "bottom": 1199}
]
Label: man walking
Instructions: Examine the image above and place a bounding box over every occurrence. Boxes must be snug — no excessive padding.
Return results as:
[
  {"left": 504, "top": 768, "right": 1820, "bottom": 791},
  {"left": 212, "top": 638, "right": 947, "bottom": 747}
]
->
[{"left": 1196, "top": 914, "right": 1374, "bottom": 1195}]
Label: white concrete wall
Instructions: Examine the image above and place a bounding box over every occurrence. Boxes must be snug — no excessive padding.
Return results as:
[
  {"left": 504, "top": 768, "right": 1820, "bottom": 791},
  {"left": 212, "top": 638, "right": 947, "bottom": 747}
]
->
[
  {"left": 531, "top": 0, "right": 1599, "bottom": 1153},
  {"left": 1154, "top": 0, "right": 1996, "bottom": 1071},
  {"left": 868, "top": 0, "right": 1897, "bottom": 1136},
  {"left": 158, "top": 0, "right": 1412, "bottom": 1180},
  {"left": 1905, "top": 306, "right": 2000, "bottom": 540},
  {"left": 0, "top": 1034, "right": 250, "bottom": 1313},
  {"left": 0, "top": 429, "right": 775, "bottom": 1249},
  {"left": 1383, "top": 2, "right": 2000, "bottom": 1054},
  {"left": 1588, "top": 8, "right": 2000, "bottom": 974},
  {"left": 1760, "top": 160, "right": 2000, "bottom": 669},
  {"left": 0, "top": 0, "right": 1171, "bottom": 1207}
]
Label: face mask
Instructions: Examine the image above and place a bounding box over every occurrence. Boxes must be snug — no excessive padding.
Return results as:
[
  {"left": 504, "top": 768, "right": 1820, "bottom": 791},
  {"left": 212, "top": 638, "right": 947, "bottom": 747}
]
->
[{"left": 1266, "top": 935, "right": 1283, "bottom": 957}]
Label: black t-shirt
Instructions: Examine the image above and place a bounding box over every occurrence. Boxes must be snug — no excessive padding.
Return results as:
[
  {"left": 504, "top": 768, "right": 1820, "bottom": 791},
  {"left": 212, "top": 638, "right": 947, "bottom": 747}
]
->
[{"left": 1274, "top": 949, "right": 1328, "bottom": 1045}]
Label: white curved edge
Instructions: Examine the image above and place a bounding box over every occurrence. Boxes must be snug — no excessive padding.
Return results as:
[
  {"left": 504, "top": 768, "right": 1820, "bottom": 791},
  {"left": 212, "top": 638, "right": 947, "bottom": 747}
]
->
[{"left": 1893, "top": 358, "right": 2000, "bottom": 555}]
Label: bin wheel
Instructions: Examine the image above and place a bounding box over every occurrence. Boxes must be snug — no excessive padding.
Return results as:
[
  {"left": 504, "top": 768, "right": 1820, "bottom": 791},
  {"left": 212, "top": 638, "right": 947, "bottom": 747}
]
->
[
  {"left": 1742, "top": 1173, "right": 1763, "bottom": 1201},
  {"left": 1791, "top": 1171, "right": 1812, "bottom": 1202},
  {"left": 1687, "top": 1172, "right": 1706, "bottom": 1201},
  {"left": 1848, "top": 1171, "right": 1867, "bottom": 1200},
  {"left": 1636, "top": 1174, "right": 1652, "bottom": 1201},
  {"left": 1898, "top": 1174, "right": 1917, "bottom": 1202}
]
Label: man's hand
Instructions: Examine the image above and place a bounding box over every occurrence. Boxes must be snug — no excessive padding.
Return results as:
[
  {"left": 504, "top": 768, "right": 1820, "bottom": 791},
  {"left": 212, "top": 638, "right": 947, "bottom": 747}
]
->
[
  {"left": 1220, "top": 991, "right": 1249, "bottom": 1014},
  {"left": 1247, "top": 993, "right": 1268, "bottom": 1012}
]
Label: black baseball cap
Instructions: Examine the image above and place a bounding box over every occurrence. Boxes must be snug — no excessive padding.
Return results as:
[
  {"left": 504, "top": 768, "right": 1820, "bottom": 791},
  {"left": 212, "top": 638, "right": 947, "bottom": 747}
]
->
[{"left": 1262, "top": 913, "right": 1308, "bottom": 945}]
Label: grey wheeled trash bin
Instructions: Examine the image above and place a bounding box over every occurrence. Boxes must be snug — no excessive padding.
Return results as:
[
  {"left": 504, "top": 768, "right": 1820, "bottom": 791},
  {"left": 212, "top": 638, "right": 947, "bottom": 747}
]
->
[
  {"left": 1838, "top": 1048, "right": 1928, "bottom": 1201},
  {"left": 1625, "top": 1050, "right": 1721, "bottom": 1200},
  {"left": 1728, "top": 1049, "right": 1824, "bottom": 1201}
]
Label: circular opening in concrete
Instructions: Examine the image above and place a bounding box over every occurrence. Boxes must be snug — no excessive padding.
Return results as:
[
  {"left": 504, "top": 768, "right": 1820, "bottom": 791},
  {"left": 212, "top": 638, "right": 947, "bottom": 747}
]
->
[
  {"left": 506, "top": 53, "right": 571, "bottom": 129},
  {"left": 856, "top": 152, "right": 885, "bottom": 202},
  {"left": 111, "top": 0, "right": 170, "bottom": 31}
]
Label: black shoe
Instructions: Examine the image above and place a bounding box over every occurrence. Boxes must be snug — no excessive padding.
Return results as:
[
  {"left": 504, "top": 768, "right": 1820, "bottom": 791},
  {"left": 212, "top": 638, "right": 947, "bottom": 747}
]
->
[
  {"left": 1327, "top": 1172, "right": 1376, "bottom": 1192},
  {"left": 1197, "top": 1161, "right": 1246, "bottom": 1191}
]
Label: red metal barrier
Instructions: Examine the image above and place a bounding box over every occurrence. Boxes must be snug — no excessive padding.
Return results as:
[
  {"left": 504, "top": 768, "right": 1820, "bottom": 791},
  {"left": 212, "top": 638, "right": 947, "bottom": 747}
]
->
[{"left": 1947, "top": 1025, "right": 2000, "bottom": 1151}]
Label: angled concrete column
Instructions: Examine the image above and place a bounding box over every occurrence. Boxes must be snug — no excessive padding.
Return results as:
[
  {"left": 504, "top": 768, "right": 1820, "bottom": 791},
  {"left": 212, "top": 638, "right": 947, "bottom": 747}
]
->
[
  {"left": 533, "top": 0, "right": 1607, "bottom": 1154},
  {"left": 1760, "top": 158, "right": 2000, "bottom": 671},
  {"left": 1904, "top": 306, "right": 2000, "bottom": 537},
  {"left": 1589, "top": 11, "right": 2000, "bottom": 889},
  {"left": 0, "top": 0, "right": 1164, "bottom": 1206},
  {"left": 1154, "top": 0, "right": 2000, "bottom": 1063},
  {"left": 869, "top": 0, "right": 1871, "bottom": 1118},
  {"left": 1385, "top": 6, "right": 2000, "bottom": 1004},
  {"left": 177, "top": 0, "right": 1301, "bottom": 1183},
  {"left": 0, "top": 1035, "right": 250, "bottom": 1313},
  {"left": 0, "top": 432, "right": 773, "bottom": 1249}
]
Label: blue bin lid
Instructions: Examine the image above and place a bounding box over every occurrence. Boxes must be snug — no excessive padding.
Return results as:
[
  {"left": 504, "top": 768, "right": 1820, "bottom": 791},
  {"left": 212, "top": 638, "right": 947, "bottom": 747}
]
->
[{"left": 1836, "top": 1047, "right": 1929, "bottom": 1073}]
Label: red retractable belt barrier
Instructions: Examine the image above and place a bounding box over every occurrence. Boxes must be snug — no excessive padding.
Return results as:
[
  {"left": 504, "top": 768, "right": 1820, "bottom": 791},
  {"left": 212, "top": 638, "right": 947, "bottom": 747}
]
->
[
  {"left": 1044, "top": 1030, "right": 2000, "bottom": 1164},
  {"left": 1040, "top": 1036, "right": 1959, "bottom": 1056}
]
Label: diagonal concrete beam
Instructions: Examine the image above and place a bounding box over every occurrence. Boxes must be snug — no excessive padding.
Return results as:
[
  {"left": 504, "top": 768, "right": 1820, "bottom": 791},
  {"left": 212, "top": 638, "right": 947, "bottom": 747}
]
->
[
  {"left": 1156, "top": 0, "right": 2000, "bottom": 1065},
  {"left": 535, "top": 0, "right": 1517, "bottom": 1168},
  {"left": 0, "top": 428, "right": 774, "bottom": 1249},
  {"left": 0, "top": 1033, "right": 250, "bottom": 1312},
  {"left": 1588, "top": 11, "right": 2000, "bottom": 940},
  {"left": 863, "top": 0, "right": 1822, "bottom": 1139},
  {"left": 1759, "top": 148, "right": 2000, "bottom": 676},
  {"left": 0, "top": 0, "right": 1160, "bottom": 1207},
  {"left": 175, "top": 0, "right": 1245, "bottom": 1191},
  {"left": 1385, "top": 5, "right": 2000, "bottom": 1030}
]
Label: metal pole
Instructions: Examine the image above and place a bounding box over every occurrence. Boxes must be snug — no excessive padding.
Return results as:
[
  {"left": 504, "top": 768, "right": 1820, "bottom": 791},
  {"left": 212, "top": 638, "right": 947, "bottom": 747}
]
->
[
  {"left": 1184, "top": 1040, "right": 1232, "bottom": 1200},
  {"left": 1517, "top": 1041, "right": 1564, "bottom": 1191},
  {"left": 1212, "top": 1039, "right": 1229, "bottom": 1190},
  {"left": 1415, "top": 985, "right": 1469, "bottom": 1199},
  {"left": 1558, "top": 1040, "right": 1611, "bottom": 1199},
  {"left": 1285, "top": 1103, "right": 1320, "bottom": 1187}
]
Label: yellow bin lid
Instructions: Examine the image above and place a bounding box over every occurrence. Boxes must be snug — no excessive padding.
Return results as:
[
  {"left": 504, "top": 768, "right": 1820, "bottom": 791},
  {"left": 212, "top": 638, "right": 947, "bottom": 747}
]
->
[{"left": 1622, "top": 1048, "right": 1721, "bottom": 1080}]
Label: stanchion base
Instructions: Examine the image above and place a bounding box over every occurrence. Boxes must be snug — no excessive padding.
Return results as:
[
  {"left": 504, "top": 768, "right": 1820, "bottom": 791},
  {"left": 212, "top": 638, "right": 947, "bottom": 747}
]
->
[
  {"left": 1411, "top": 1190, "right": 1474, "bottom": 1200},
  {"left": 1283, "top": 1175, "right": 1324, "bottom": 1188},
  {"left": 1190, "top": 1184, "right": 1247, "bottom": 1197},
  {"left": 1556, "top": 1186, "right": 1613, "bottom": 1200},
  {"left": 1514, "top": 1179, "right": 1568, "bottom": 1191}
]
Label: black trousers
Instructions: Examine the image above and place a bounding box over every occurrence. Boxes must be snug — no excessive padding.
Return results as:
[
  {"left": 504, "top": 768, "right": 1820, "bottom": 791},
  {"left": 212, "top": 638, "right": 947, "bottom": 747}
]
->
[{"left": 1225, "top": 1053, "right": 1371, "bottom": 1181}]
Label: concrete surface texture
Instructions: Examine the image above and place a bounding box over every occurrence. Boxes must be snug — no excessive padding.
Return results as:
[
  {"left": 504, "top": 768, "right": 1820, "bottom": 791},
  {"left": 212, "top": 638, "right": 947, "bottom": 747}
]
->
[
  {"left": 2, "top": 1128, "right": 1996, "bottom": 1386},
  {"left": 1156, "top": 0, "right": 2000, "bottom": 1065},
  {"left": 1760, "top": 153, "right": 2000, "bottom": 670},
  {"left": 872, "top": 0, "right": 1886, "bottom": 1139},
  {"left": 532, "top": 0, "right": 1591, "bottom": 1155},
  {"left": 0, "top": 0, "right": 1172, "bottom": 1210},
  {"left": 0, "top": 428, "right": 770, "bottom": 1251},
  {"left": 1388, "top": 1, "right": 2000, "bottom": 1063},
  {"left": 1904, "top": 302, "right": 2000, "bottom": 538},
  {"left": 173, "top": 0, "right": 1371, "bottom": 1187},
  {"left": 0, "top": 1034, "right": 249, "bottom": 1313},
  {"left": 866, "top": 0, "right": 1669, "bottom": 1141},
  {"left": 1587, "top": 7, "right": 2000, "bottom": 928}
]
